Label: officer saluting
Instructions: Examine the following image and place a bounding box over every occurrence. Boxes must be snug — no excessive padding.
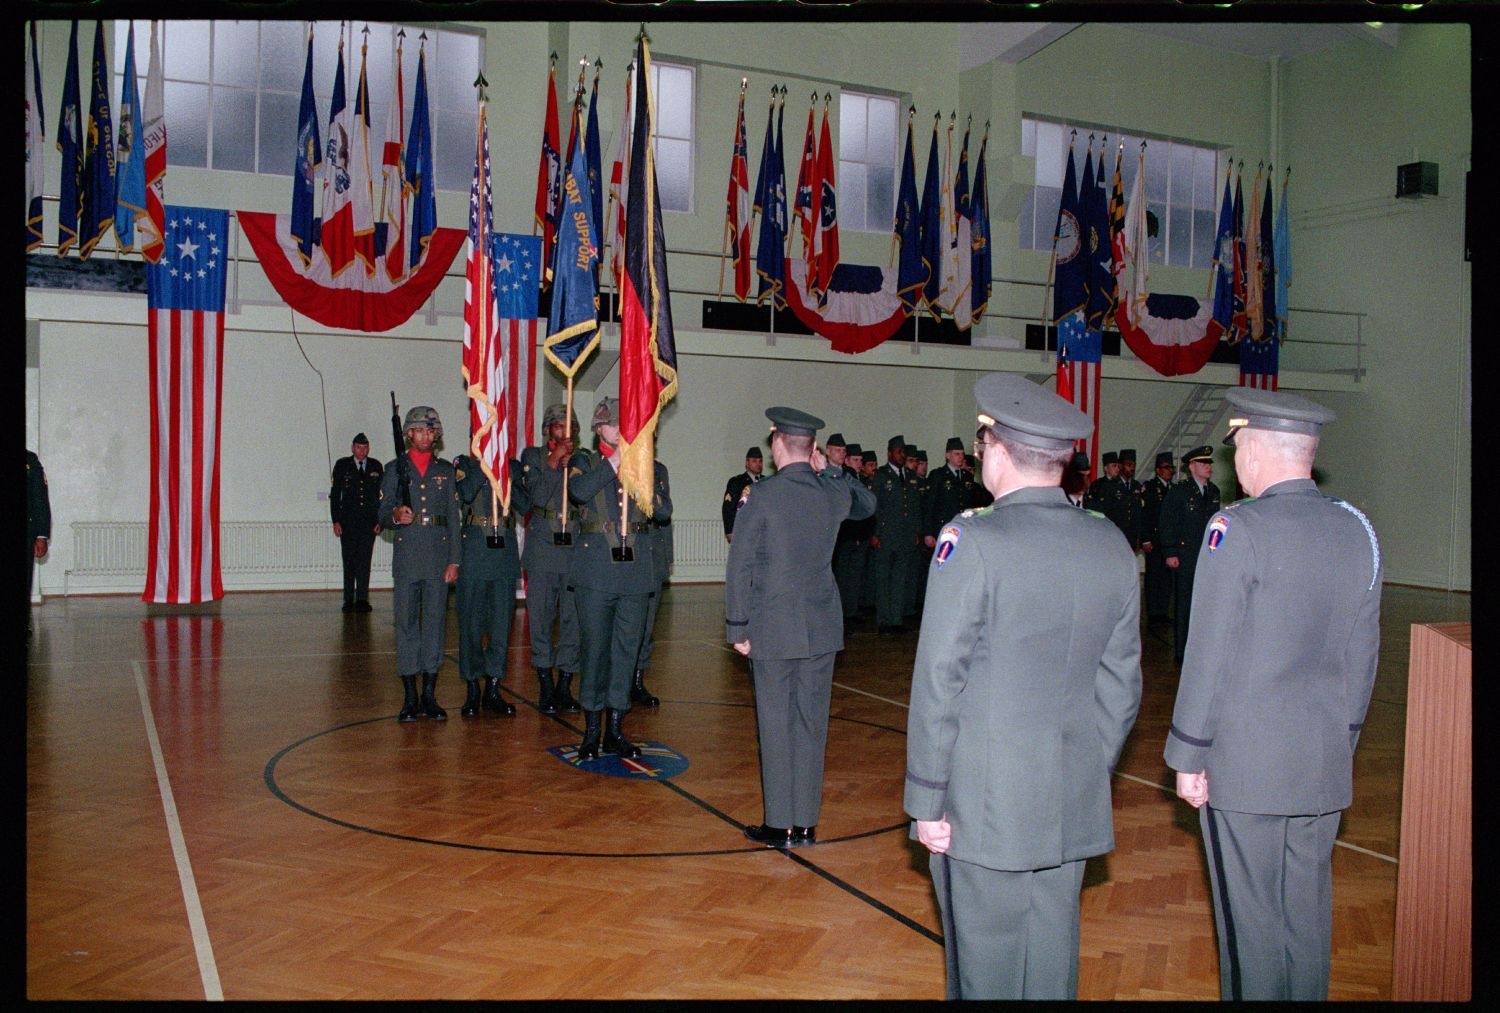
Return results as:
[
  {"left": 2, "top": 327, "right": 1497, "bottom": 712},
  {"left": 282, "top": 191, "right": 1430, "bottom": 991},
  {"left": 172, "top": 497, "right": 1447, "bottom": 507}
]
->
[
  {"left": 1166, "top": 388, "right": 1381, "bottom": 1001},
  {"left": 905, "top": 374, "right": 1142, "bottom": 1000},
  {"left": 726, "top": 407, "right": 875, "bottom": 848},
  {"left": 378, "top": 406, "right": 462, "bottom": 722}
]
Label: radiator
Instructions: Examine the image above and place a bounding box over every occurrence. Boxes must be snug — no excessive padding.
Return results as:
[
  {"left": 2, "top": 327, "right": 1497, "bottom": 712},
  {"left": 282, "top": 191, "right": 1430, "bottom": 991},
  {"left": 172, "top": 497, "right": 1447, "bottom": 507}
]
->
[{"left": 65, "top": 518, "right": 730, "bottom": 594}]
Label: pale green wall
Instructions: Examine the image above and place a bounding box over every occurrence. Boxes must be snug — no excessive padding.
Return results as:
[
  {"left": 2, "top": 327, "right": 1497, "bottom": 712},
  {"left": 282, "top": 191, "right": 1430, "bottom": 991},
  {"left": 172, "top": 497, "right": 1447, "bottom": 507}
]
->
[{"left": 24, "top": 18, "right": 1470, "bottom": 592}]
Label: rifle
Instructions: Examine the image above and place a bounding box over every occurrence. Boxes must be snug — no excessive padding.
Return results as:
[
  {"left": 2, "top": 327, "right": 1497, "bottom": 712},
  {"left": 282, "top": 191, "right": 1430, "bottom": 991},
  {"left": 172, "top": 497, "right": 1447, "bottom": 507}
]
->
[{"left": 389, "top": 391, "right": 412, "bottom": 510}]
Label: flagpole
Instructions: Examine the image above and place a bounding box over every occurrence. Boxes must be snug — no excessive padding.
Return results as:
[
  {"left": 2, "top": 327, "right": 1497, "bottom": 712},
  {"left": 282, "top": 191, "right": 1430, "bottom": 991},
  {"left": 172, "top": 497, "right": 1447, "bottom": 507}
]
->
[{"left": 560, "top": 378, "right": 575, "bottom": 532}]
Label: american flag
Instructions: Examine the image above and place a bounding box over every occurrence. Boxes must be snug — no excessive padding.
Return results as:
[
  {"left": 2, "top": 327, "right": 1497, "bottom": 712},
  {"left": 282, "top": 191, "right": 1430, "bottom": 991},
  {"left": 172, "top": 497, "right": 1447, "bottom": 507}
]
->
[
  {"left": 463, "top": 104, "right": 512, "bottom": 511},
  {"left": 493, "top": 233, "right": 542, "bottom": 462},
  {"left": 144, "top": 207, "right": 228, "bottom": 604}
]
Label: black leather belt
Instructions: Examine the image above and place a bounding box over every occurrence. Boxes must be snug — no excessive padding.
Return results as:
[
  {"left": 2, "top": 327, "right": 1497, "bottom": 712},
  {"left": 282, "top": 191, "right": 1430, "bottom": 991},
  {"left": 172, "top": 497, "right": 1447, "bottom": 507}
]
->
[
  {"left": 415, "top": 515, "right": 448, "bottom": 527},
  {"left": 467, "top": 515, "right": 516, "bottom": 530}
]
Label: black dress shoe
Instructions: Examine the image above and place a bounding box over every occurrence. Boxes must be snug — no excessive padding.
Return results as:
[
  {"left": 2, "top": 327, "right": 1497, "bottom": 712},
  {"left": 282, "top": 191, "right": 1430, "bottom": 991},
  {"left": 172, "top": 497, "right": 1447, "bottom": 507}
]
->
[
  {"left": 460, "top": 680, "right": 482, "bottom": 718},
  {"left": 341, "top": 602, "right": 354, "bottom": 613},
  {"left": 743, "top": 824, "right": 793, "bottom": 848},
  {"left": 790, "top": 826, "right": 816, "bottom": 846},
  {"left": 355, "top": 600, "right": 373, "bottom": 613}
]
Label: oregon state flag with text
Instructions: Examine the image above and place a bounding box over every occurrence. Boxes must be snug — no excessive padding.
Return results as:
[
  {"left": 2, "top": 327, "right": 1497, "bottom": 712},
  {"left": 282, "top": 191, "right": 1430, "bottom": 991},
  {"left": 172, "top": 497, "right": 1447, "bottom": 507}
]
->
[{"left": 618, "top": 35, "right": 679, "bottom": 518}]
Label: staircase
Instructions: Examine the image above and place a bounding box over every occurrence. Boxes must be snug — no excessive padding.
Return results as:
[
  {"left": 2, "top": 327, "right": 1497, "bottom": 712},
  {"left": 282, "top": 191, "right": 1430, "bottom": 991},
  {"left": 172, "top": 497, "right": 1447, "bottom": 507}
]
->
[{"left": 1153, "top": 385, "right": 1230, "bottom": 459}]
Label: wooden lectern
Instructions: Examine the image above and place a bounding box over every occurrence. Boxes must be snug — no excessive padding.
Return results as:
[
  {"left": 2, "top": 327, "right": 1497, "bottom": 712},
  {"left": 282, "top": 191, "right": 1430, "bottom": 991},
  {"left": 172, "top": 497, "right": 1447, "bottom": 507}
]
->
[{"left": 1392, "top": 622, "right": 1471, "bottom": 1000}]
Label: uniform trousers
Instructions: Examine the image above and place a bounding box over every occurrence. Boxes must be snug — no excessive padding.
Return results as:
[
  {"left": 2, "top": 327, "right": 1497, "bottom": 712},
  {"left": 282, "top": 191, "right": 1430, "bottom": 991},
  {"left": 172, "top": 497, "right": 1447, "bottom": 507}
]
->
[
  {"left": 393, "top": 576, "right": 449, "bottom": 675},
  {"left": 871, "top": 545, "right": 909, "bottom": 627},
  {"left": 1172, "top": 561, "right": 1199, "bottom": 661},
  {"left": 907, "top": 545, "right": 931, "bottom": 615},
  {"left": 573, "top": 584, "right": 650, "bottom": 711},
  {"left": 931, "top": 852, "right": 1087, "bottom": 1000},
  {"left": 635, "top": 581, "right": 664, "bottom": 670},
  {"left": 832, "top": 541, "right": 866, "bottom": 620},
  {"left": 1201, "top": 805, "right": 1340, "bottom": 1000},
  {"left": 750, "top": 653, "right": 835, "bottom": 828},
  {"left": 339, "top": 526, "right": 377, "bottom": 604},
  {"left": 457, "top": 570, "right": 517, "bottom": 683},
  {"left": 1143, "top": 547, "right": 1171, "bottom": 621},
  {"left": 525, "top": 569, "right": 580, "bottom": 673}
]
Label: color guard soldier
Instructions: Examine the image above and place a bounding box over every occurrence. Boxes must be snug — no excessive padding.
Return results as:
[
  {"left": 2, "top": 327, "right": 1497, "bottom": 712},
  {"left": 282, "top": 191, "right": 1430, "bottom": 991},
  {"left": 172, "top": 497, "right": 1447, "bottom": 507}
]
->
[
  {"left": 1138, "top": 450, "right": 1177, "bottom": 625},
  {"left": 630, "top": 459, "right": 673, "bottom": 708},
  {"left": 378, "top": 406, "right": 462, "bottom": 723},
  {"left": 452, "top": 454, "right": 529, "bottom": 718},
  {"left": 726, "top": 407, "right": 876, "bottom": 847},
  {"left": 1166, "top": 388, "right": 1380, "bottom": 1000},
  {"left": 1157, "top": 445, "right": 1222, "bottom": 663},
  {"left": 721, "top": 446, "right": 764, "bottom": 542},
  {"left": 518, "top": 403, "right": 582, "bottom": 714},
  {"left": 330, "top": 433, "right": 384, "bottom": 612},
  {"left": 567, "top": 398, "right": 671, "bottom": 760},
  {"left": 906, "top": 374, "right": 1141, "bottom": 999}
]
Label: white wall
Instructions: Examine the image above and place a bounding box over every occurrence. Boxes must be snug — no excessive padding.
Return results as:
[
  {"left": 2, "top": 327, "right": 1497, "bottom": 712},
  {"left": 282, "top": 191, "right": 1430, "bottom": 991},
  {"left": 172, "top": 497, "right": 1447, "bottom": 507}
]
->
[{"left": 23, "top": 18, "right": 1471, "bottom": 594}]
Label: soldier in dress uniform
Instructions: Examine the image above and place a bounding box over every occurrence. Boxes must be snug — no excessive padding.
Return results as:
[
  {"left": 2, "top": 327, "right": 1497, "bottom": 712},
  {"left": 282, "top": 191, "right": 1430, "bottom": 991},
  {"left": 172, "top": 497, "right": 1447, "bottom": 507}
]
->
[
  {"left": 1084, "top": 450, "right": 1127, "bottom": 532},
  {"left": 726, "top": 407, "right": 876, "bottom": 848},
  {"left": 925, "top": 437, "right": 974, "bottom": 541},
  {"left": 906, "top": 374, "right": 1141, "bottom": 1000},
  {"left": 721, "top": 446, "right": 764, "bottom": 542},
  {"left": 905, "top": 447, "right": 931, "bottom": 618},
  {"left": 1116, "top": 448, "right": 1144, "bottom": 550},
  {"left": 567, "top": 398, "right": 671, "bottom": 760},
  {"left": 827, "top": 435, "right": 865, "bottom": 629},
  {"left": 856, "top": 449, "right": 879, "bottom": 614},
  {"left": 27, "top": 449, "right": 50, "bottom": 636},
  {"left": 630, "top": 459, "right": 672, "bottom": 708},
  {"left": 378, "top": 406, "right": 462, "bottom": 723},
  {"left": 518, "top": 403, "right": 582, "bottom": 714},
  {"left": 1138, "top": 450, "right": 1177, "bottom": 624},
  {"left": 1157, "top": 445, "right": 1222, "bottom": 663},
  {"left": 329, "top": 433, "right": 384, "bottom": 612},
  {"left": 452, "top": 453, "right": 529, "bottom": 718},
  {"left": 1166, "top": 388, "right": 1380, "bottom": 1001},
  {"left": 871, "top": 435, "right": 920, "bottom": 634},
  {"left": 1061, "top": 450, "right": 1089, "bottom": 507}
]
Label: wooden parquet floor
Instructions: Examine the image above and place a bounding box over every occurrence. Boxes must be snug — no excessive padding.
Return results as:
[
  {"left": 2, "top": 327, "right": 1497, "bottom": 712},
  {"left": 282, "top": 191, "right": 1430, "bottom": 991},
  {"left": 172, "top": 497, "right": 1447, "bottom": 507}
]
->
[{"left": 24, "top": 582, "right": 1467, "bottom": 1000}]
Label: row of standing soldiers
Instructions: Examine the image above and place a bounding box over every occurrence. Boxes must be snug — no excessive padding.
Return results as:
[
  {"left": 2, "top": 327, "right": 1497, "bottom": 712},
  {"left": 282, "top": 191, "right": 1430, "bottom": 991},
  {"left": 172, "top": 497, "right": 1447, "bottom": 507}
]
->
[{"left": 335, "top": 400, "right": 670, "bottom": 761}]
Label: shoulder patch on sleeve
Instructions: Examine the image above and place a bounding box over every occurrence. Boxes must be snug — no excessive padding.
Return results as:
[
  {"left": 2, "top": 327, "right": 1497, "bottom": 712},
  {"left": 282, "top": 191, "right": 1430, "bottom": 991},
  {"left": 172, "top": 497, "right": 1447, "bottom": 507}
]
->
[
  {"left": 1205, "top": 513, "right": 1231, "bottom": 553},
  {"left": 934, "top": 524, "right": 963, "bottom": 570}
]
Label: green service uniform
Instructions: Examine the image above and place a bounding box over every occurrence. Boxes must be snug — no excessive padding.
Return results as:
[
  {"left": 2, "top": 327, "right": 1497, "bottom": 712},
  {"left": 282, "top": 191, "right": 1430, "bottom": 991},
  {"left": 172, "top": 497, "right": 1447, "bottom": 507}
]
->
[
  {"left": 722, "top": 470, "right": 758, "bottom": 538},
  {"left": 725, "top": 461, "right": 875, "bottom": 829},
  {"left": 453, "top": 457, "right": 529, "bottom": 687},
  {"left": 634, "top": 461, "right": 673, "bottom": 673},
  {"left": 378, "top": 453, "right": 462, "bottom": 677},
  {"left": 905, "top": 469, "right": 931, "bottom": 615},
  {"left": 1138, "top": 475, "right": 1175, "bottom": 622},
  {"left": 517, "top": 444, "right": 580, "bottom": 676},
  {"left": 329, "top": 453, "right": 384, "bottom": 608},
  {"left": 567, "top": 451, "right": 671, "bottom": 712},
  {"left": 1157, "top": 478, "right": 1221, "bottom": 662},
  {"left": 1164, "top": 480, "right": 1381, "bottom": 1000},
  {"left": 871, "top": 462, "right": 920, "bottom": 628},
  {"left": 831, "top": 464, "right": 870, "bottom": 621},
  {"left": 905, "top": 487, "right": 1142, "bottom": 1000}
]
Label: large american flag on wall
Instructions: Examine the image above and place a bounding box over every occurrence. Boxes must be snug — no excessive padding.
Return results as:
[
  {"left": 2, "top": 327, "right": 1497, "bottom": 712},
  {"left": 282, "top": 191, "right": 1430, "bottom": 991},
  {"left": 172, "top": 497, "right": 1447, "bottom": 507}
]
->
[{"left": 143, "top": 206, "right": 228, "bottom": 604}]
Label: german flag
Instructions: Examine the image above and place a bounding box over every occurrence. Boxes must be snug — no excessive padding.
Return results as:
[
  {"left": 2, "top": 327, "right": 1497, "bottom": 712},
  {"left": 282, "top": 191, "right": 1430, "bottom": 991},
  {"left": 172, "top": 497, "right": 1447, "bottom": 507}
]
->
[{"left": 617, "top": 31, "right": 679, "bottom": 518}]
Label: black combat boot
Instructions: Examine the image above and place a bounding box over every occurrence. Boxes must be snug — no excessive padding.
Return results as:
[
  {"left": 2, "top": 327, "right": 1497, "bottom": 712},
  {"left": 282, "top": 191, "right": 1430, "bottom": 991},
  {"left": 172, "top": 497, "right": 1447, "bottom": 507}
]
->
[
  {"left": 420, "top": 672, "right": 447, "bottom": 721},
  {"left": 537, "top": 669, "right": 558, "bottom": 714},
  {"left": 483, "top": 676, "right": 515, "bottom": 716},
  {"left": 603, "top": 708, "right": 641, "bottom": 759},
  {"left": 629, "top": 669, "right": 659, "bottom": 708},
  {"left": 460, "top": 679, "right": 482, "bottom": 718},
  {"left": 398, "top": 674, "right": 420, "bottom": 723},
  {"left": 554, "top": 671, "right": 582, "bottom": 713},
  {"left": 577, "top": 710, "right": 603, "bottom": 760}
]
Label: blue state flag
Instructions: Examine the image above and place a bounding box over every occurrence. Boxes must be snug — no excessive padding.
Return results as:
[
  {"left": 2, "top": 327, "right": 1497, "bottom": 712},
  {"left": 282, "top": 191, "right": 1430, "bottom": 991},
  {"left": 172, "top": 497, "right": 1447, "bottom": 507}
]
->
[
  {"left": 1211, "top": 169, "right": 1235, "bottom": 335},
  {"left": 585, "top": 72, "right": 604, "bottom": 272},
  {"left": 543, "top": 105, "right": 601, "bottom": 377},
  {"left": 894, "top": 118, "right": 923, "bottom": 313},
  {"left": 1273, "top": 175, "right": 1291, "bottom": 341},
  {"left": 919, "top": 120, "right": 941, "bottom": 311},
  {"left": 56, "top": 22, "right": 82, "bottom": 256},
  {"left": 754, "top": 97, "right": 788, "bottom": 309},
  {"left": 79, "top": 21, "right": 117, "bottom": 261},
  {"left": 1053, "top": 143, "right": 1096, "bottom": 362},
  {"left": 1084, "top": 141, "right": 1114, "bottom": 331},
  {"left": 970, "top": 133, "right": 992, "bottom": 322},
  {"left": 115, "top": 22, "right": 146, "bottom": 253},
  {"left": 405, "top": 44, "right": 437, "bottom": 268},
  {"left": 290, "top": 29, "right": 321, "bottom": 263}
]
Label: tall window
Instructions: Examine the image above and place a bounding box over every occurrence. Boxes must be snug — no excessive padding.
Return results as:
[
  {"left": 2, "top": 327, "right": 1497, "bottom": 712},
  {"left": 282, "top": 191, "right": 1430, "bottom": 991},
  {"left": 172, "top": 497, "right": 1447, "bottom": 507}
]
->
[
  {"left": 1019, "top": 116, "right": 1220, "bottom": 269},
  {"left": 838, "top": 91, "right": 899, "bottom": 233},
  {"left": 647, "top": 60, "right": 695, "bottom": 214},
  {"left": 112, "top": 21, "right": 483, "bottom": 192}
]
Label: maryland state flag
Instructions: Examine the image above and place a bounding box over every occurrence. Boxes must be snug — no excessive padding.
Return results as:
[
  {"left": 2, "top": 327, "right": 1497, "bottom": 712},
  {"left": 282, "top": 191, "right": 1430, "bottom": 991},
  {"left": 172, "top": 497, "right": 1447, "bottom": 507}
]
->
[{"left": 618, "top": 33, "right": 680, "bottom": 518}]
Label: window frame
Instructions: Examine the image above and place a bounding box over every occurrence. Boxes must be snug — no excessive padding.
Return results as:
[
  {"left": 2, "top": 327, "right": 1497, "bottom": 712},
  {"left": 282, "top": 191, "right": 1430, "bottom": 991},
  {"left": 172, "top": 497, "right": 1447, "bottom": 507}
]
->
[
  {"left": 836, "top": 89, "right": 901, "bottom": 235},
  {"left": 645, "top": 57, "right": 697, "bottom": 215}
]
